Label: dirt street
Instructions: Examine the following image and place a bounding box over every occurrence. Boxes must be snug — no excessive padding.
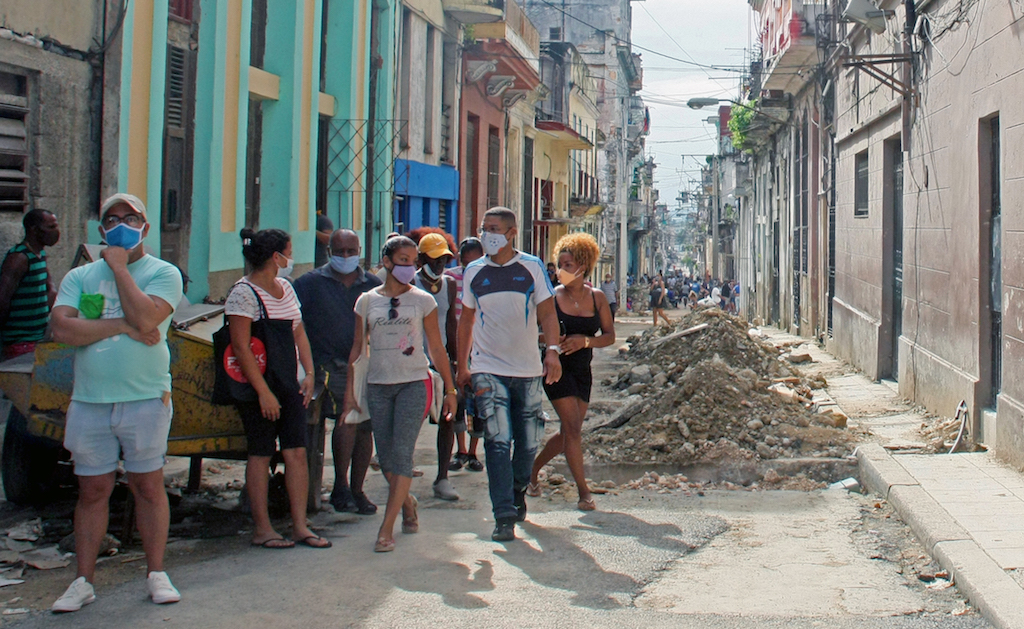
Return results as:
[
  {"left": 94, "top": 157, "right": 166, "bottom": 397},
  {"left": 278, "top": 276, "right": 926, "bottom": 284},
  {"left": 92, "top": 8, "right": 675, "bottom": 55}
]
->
[{"left": 0, "top": 312, "right": 993, "bottom": 627}]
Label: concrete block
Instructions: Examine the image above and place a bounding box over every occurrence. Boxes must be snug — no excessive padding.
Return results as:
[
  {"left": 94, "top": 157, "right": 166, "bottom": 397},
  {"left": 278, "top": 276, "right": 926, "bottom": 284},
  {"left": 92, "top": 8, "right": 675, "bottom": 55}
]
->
[
  {"left": 855, "top": 444, "right": 919, "bottom": 496},
  {"left": 933, "top": 539, "right": 1024, "bottom": 629},
  {"left": 888, "top": 484, "right": 970, "bottom": 552}
]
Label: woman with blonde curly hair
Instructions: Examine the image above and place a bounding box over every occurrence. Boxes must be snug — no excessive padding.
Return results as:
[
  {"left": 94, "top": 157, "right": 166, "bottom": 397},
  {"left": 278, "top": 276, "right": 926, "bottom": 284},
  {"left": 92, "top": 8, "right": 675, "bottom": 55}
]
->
[{"left": 528, "top": 233, "right": 615, "bottom": 511}]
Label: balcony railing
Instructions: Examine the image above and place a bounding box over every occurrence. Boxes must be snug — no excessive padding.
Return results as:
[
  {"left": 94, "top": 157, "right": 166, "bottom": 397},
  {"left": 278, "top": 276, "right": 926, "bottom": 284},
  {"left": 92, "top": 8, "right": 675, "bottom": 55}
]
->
[
  {"left": 443, "top": 0, "right": 504, "bottom": 24},
  {"left": 473, "top": 0, "right": 540, "bottom": 64}
]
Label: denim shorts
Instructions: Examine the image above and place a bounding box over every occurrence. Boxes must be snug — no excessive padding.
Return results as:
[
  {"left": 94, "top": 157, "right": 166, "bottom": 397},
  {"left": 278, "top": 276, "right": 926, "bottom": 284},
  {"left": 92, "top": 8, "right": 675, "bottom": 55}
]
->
[{"left": 64, "top": 397, "right": 173, "bottom": 476}]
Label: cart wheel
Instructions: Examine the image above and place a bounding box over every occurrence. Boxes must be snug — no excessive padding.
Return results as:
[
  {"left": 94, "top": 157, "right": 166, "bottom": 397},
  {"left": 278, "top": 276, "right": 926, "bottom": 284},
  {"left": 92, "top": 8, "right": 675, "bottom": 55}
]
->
[{"left": 1, "top": 407, "right": 60, "bottom": 504}]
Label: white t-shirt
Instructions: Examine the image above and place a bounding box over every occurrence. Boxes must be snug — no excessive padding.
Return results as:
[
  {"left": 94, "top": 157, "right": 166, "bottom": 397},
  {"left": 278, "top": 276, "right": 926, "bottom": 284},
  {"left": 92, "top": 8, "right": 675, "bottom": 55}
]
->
[
  {"left": 461, "top": 252, "right": 554, "bottom": 378},
  {"left": 354, "top": 286, "right": 437, "bottom": 384}
]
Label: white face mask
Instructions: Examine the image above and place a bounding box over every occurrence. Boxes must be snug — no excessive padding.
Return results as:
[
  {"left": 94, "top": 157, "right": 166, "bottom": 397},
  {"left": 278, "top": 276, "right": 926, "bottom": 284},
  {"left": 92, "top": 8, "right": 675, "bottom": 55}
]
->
[
  {"left": 481, "top": 232, "right": 508, "bottom": 256},
  {"left": 277, "top": 256, "right": 294, "bottom": 278}
]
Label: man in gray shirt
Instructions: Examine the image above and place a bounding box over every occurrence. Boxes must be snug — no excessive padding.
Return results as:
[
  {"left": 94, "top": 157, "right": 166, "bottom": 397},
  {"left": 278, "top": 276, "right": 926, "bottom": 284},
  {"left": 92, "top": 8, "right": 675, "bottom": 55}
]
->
[{"left": 600, "top": 273, "right": 618, "bottom": 320}]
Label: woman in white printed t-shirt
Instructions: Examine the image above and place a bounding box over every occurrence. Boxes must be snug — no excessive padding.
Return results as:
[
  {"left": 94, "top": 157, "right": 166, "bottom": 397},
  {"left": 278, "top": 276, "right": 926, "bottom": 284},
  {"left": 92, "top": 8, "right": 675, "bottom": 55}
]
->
[
  {"left": 344, "top": 236, "right": 456, "bottom": 553},
  {"left": 223, "top": 228, "right": 331, "bottom": 550}
]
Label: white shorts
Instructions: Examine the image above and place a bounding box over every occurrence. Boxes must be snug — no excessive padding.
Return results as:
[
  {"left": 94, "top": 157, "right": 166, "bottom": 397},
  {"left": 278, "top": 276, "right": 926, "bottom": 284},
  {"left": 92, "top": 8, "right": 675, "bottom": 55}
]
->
[{"left": 63, "top": 398, "right": 172, "bottom": 476}]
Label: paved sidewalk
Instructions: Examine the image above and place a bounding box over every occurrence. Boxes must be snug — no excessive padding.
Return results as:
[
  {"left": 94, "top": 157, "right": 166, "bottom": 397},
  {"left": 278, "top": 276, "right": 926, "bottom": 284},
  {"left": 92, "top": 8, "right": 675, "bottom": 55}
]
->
[{"left": 757, "top": 327, "right": 1024, "bottom": 628}]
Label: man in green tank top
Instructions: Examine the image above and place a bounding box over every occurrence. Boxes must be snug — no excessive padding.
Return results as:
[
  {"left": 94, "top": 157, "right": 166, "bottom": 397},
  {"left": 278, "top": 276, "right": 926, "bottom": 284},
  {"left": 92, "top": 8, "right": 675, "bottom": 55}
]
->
[{"left": 0, "top": 209, "right": 60, "bottom": 360}]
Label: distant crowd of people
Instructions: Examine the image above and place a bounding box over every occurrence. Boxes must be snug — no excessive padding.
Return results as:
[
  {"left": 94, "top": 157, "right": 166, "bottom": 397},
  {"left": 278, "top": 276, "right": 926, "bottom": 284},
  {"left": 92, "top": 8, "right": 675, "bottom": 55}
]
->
[{"left": 637, "top": 270, "right": 740, "bottom": 327}]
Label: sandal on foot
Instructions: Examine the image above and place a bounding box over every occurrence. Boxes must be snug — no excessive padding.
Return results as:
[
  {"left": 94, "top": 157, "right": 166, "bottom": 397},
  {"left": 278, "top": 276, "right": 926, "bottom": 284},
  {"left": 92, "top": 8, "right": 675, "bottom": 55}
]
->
[
  {"left": 526, "top": 482, "right": 542, "bottom": 498},
  {"left": 578, "top": 498, "right": 597, "bottom": 512},
  {"left": 251, "top": 537, "right": 295, "bottom": 549},
  {"left": 297, "top": 535, "right": 332, "bottom": 549},
  {"left": 402, "top": 496, "right": 419, "bottom": 534},
  {"left": 374, "top": 538, "right": 395, "bottom": 553}
]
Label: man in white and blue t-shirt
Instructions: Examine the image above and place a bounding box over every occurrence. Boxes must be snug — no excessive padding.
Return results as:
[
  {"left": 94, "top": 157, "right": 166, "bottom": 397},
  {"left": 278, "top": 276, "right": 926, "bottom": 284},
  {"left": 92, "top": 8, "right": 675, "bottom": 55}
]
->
[{"left": 456, "top": 207, "right": 562, "bottom": 542}]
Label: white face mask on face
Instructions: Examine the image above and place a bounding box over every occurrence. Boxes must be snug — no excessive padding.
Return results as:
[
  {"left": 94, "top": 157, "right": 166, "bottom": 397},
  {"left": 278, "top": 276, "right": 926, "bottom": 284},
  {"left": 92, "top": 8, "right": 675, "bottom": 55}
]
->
[
  {"left": 277, "top": 256, "right": 294, "bottom": 278},
  {"left": 481, "top": 232, "right": 508, "bottom": 256}
]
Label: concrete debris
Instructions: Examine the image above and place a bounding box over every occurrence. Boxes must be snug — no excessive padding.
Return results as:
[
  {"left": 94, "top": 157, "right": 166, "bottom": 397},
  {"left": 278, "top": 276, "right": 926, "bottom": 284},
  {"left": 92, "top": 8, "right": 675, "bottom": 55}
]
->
[
  {"left": 5, "top": 520, "right": 40, "bottom": 543},
  {"left": 588, "top": 309, "right": 854, "bottom": 486},
  {"left": 0, "top": 579, "right": 23, "bottom": 588},
  {"left": 20, "top": 547, "right": 70, "bottom": 570},
  {"left": 1, "top": 608, "right": 28, "bottom": 615}
]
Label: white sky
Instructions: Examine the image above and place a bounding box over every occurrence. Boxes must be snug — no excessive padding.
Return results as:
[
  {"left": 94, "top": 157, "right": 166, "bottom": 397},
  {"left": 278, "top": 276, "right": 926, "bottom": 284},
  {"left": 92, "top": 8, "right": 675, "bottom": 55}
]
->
[{"left": 632, "top": 0, "right": 753, "bottom": 212}]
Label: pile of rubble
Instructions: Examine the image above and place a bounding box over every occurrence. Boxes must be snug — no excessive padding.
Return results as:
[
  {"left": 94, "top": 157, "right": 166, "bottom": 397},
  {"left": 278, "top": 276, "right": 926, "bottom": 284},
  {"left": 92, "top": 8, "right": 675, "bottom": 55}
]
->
[{"left": 585, "top": 309, "right": 855, "bottom": 469}]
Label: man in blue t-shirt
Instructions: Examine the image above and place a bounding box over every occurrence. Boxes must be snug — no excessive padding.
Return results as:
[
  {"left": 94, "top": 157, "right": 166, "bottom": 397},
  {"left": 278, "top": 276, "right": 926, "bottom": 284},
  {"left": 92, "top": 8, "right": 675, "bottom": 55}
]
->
[
  {"left": 49, "top": 193, "right": 183, "bottom": 613},
  {"left": 457, "top": 207, "right": 562, "bottom": 542}
]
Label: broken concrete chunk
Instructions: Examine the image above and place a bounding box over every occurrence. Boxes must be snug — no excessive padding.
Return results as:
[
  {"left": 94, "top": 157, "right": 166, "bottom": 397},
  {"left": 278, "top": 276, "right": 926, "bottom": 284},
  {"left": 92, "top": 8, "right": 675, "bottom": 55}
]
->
[
  {"left": 787, "top": 352, "right": 813, "bottom": 364},
  {"left": 629, "top": 364, "right": 652, "bottom": 384},
  {"left": 5, "top": 520, "right": 40, "bottom": 543}
]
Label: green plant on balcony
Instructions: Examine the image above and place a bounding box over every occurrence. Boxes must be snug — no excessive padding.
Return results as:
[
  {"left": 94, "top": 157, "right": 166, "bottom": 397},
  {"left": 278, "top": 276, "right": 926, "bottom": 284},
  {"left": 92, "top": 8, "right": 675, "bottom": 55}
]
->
[
  {"left": 728, "top": 100, "right": 757, "bottom": 152},
  {"left": 464, "top": 24, "right": 476, "bottom": 44}
]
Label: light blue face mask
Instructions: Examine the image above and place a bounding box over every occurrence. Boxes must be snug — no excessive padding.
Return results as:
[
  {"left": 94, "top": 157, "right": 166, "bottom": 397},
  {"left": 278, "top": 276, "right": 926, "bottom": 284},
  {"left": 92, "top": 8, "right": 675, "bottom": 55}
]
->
[
  {"left": 103, "top": 223, "right": 145, "bottom": 250},
  {"left": 329, "top": 255, "right": 360, "bottom": 274}
]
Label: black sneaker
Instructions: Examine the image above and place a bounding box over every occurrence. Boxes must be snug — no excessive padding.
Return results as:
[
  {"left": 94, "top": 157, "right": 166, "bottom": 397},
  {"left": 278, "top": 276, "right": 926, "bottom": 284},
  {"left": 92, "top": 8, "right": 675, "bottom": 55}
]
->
[
  {"left": 465, "top": 455, "right": 484, "bottom": 472},
  {"left": 514, "top": 488, "right": 527, "bottom": 522},
  {"left": 448, "top": 453, "right": 466, "bottom": 472},
  {"left": 330, "top": 487, "right": 358, "bottom": 513},
  {"left": 352, "top": 491, "right": 378, "bottom": 515},
  {"left": 491, "top": 518, "right": 516, "bottom": 542}
]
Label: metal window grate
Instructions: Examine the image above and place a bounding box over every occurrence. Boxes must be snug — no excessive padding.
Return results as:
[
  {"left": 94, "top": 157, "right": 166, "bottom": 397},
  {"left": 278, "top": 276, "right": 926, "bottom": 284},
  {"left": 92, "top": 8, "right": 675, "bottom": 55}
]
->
[{"left": 166, "top": 47, "right": 187, "bottom": 129}]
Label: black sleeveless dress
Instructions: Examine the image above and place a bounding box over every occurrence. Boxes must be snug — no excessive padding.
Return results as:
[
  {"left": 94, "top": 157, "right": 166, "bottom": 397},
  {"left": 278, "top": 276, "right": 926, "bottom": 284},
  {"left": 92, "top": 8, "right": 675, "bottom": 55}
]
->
[{"left": 543, "top": 290, "right": 602, "bottom": 403}]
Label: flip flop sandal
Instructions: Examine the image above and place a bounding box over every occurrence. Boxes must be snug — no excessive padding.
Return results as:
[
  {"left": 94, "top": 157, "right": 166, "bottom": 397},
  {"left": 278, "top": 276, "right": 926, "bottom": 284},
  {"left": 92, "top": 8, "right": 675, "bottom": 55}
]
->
[
  {"left": 374, "top": 538, "right": 396, "bottom": 553},
  {"left": 526, "top": 482, "right": 542, "bottom": 497},
  {"left": 402, "top": 495, "right": 419, "bottom": 534},
  {"left": 577, "top": 498, "right": 597, "bottom": 512},
  {"left": 252, "top": 537, "right": 295, "bottom": 549},
  {"left": 297, "top": 535, "right": 333, "bottom": 549}
]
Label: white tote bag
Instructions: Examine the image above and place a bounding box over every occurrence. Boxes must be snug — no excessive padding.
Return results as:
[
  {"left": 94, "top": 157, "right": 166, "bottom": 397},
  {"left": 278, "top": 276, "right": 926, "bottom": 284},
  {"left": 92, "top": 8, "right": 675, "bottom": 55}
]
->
[{"left": 344, "top": 335, "right": 371, "bottom": 425}]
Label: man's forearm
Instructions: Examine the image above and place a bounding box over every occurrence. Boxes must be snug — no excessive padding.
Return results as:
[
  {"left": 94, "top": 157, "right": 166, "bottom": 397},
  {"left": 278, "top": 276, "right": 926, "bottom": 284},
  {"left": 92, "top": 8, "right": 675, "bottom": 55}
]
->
[
  {"left": 457, "top": 310, "right": 474, "bottom": 367},
  {"left": 112, "top": 268, "right": 163, "bottom": 332},
  {"left": 52, "top": 317, "right": 130, "bottom": 347}
]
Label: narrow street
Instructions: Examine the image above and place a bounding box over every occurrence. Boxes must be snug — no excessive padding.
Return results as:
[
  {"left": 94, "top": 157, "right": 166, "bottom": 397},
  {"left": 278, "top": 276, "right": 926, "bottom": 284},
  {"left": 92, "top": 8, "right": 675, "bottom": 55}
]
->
[{"left": 1, "top": 315, "right": 990, "bottom": 628}]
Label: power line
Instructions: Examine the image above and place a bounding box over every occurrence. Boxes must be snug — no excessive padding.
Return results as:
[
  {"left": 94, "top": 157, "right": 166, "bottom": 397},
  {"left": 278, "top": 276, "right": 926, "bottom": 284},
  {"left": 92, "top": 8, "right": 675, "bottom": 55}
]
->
[{"left": 535, "top": 0, "right": 745, "bottom": 73}]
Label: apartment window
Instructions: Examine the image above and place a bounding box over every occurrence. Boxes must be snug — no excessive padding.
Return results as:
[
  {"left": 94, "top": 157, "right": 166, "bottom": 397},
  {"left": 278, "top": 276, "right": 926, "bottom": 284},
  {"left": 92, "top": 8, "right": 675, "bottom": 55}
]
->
[
  {"left": 549, "top": 27, "right": 562, "bottom": 41},
  {"left": 486, "top": 127, "right": 500, "bottom": 209},
  {"left": 250, "top": 0, "right": 267, "bottom": 69},
  {"left": 854, "top": 150, "right": 869, "bottom": 217},
  {"left": 398, "top": 9, "right": 413, "bottom": 148},
  {"left": 0, "top": 72, "right": 29, "bottom": 213},
  {"left": 169, "top": 0, "right": 194, "bottom": 22},
  {"left": 423, "top": 26, "right": 436, "bottom": 154}
]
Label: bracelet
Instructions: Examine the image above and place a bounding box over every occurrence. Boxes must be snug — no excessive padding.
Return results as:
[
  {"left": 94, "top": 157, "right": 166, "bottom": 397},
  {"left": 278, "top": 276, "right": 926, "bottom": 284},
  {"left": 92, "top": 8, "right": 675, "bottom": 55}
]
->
[
  {"left": 584, "top": 336, "right": 590, "bottom": 348},
  {"left": 446, "top": 388, "right": 458, "bottom": 396},
  {"left": 546, "top": 344, "right": 562, "bottom": 354}
]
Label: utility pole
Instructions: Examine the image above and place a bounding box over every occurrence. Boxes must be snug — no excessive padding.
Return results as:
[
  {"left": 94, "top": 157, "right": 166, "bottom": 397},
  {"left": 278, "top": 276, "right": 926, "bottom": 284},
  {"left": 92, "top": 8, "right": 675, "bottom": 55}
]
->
[
  {"left": 617, "top": 95, "right": 629, "bottom": 305},
  {"left": 711, "top": 153, "right": 720, "bottom": 279}
]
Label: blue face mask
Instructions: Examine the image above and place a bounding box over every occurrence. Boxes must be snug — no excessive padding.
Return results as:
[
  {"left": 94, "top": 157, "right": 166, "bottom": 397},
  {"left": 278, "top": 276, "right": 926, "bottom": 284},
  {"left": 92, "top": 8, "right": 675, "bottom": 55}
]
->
[
  {"left": 329, "top": 255, "right": 360, "bottom": 275},
  {"left": 104, "top": 223, "right": 145, "bottom": 250}
]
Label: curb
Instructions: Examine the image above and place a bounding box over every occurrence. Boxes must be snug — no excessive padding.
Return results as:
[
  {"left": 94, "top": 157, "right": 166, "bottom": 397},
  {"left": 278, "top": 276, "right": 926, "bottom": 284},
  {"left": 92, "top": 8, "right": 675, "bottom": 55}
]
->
[{"left": 856, "top": 444, "right": 1024, "bottom": 629}]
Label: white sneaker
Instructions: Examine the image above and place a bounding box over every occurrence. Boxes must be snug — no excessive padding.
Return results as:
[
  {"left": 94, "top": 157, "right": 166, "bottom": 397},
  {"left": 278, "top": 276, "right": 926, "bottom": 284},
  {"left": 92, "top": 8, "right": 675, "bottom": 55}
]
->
[
  {"left": 51, "top": 576, "right": 96, "bottom": 613},
  {"left": 147, "top": 571, "right": 181, "bottom": 604}
]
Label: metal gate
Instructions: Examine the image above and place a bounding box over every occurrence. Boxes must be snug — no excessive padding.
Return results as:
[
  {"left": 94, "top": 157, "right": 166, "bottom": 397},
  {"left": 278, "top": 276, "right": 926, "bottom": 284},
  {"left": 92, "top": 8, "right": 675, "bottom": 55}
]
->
[{"left": 322, "top": 119, "right": 407, "bottom": 255}]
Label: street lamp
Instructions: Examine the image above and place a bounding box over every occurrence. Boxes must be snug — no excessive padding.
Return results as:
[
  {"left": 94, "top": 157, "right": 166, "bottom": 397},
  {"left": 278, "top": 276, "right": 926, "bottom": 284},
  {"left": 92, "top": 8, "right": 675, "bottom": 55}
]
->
[{"left": 687, "top": 97, "right": 788, "bottom": 126}]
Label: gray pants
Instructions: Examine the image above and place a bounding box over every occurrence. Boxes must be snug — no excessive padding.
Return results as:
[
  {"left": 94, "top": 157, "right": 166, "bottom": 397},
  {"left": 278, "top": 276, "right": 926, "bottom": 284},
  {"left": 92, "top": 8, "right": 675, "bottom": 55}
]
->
[{"left": 367, "top": 381, "right": 427, "bottom": 478}]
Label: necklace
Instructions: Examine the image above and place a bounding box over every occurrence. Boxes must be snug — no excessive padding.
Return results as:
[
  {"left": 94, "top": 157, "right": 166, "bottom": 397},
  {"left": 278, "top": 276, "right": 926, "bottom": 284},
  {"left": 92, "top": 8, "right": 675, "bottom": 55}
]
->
[{"left": 420, "top": 272, "right": 441, "bottom": 293}]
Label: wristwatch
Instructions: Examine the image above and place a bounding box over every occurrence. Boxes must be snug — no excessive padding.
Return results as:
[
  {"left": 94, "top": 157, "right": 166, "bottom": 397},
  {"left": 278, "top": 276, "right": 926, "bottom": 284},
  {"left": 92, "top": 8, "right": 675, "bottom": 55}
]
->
[
  {"left": 546, "top": 344, "right": 562, "bottom": 354},
  {"left": 584, "top": 336, "right": 590, "bottom": 348}
]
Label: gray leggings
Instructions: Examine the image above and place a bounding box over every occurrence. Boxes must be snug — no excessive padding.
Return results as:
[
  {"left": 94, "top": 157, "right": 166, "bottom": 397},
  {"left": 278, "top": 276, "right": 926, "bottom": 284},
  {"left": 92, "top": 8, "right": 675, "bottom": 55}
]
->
[{"left": 367, "top": 381, "right": 428, "bottom": 478}]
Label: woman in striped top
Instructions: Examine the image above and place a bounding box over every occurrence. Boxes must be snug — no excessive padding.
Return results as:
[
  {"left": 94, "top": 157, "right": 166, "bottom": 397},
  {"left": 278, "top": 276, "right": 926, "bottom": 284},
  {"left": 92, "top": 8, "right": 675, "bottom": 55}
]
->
[
  {"left": 224, "top": 228, "right": 330, "bottom": 550},
  {"left": 0, "top": 209, "right": 59, "bottom": 360}
]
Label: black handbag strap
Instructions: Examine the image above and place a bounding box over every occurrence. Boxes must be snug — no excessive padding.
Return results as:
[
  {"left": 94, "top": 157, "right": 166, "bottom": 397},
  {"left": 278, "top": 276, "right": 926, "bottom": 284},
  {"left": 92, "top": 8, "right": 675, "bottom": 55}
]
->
[{"left": 229, "top": 280, "right": 270, "bottom": 321}]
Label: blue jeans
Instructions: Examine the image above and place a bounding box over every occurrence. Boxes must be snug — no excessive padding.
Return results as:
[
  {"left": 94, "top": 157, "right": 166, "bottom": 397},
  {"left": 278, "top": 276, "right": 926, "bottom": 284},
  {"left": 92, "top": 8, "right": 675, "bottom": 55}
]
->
[{"left": 472, "top": 373, "right": 545, "bottom": 521}]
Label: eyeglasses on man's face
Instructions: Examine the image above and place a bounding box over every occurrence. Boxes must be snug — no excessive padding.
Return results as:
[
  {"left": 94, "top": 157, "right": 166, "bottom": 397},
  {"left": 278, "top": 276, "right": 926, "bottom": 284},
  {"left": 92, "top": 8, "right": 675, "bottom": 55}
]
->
[{"left": 102, "top": 213, "right": 145, "bottom": 228}]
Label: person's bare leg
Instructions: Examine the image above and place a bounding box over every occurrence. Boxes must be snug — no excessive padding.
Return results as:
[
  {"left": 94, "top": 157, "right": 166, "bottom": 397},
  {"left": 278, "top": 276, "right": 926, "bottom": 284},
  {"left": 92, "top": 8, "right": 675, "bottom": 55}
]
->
[
  {"left": 435, "top": 420, "right": 455, "bottom": 483},
  {"left": 126, "top": 469, "right": 170, "bottom": 573},
  {"left": 468, "top": 436, "right": 480, "bottom": 456},
  {"left": 558, "top": 398, "right": 591, "bottom": 502},
  {"left": 74, "top": 472, "right": 116, "bottom": 582},
  {"left": 246, "top": 455, "right": 281, "bottom": 544},
  {"left": 281, "top": 448, "right": 319, "bottom": 541},
  {"left": 378, "top": 471, "right": 413, "bottom": 543},
  {"left": 333, "top": 422, "right": 356, "bottom": 492},
  {"left": 455, "top": 431, "right": 468, "bottom": 456},
  {"left": 350, "top": 424, "right": 374, "bottom": 494},
  {"left": 531, "top": 431, "right": 564, "bottom": 486}
]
